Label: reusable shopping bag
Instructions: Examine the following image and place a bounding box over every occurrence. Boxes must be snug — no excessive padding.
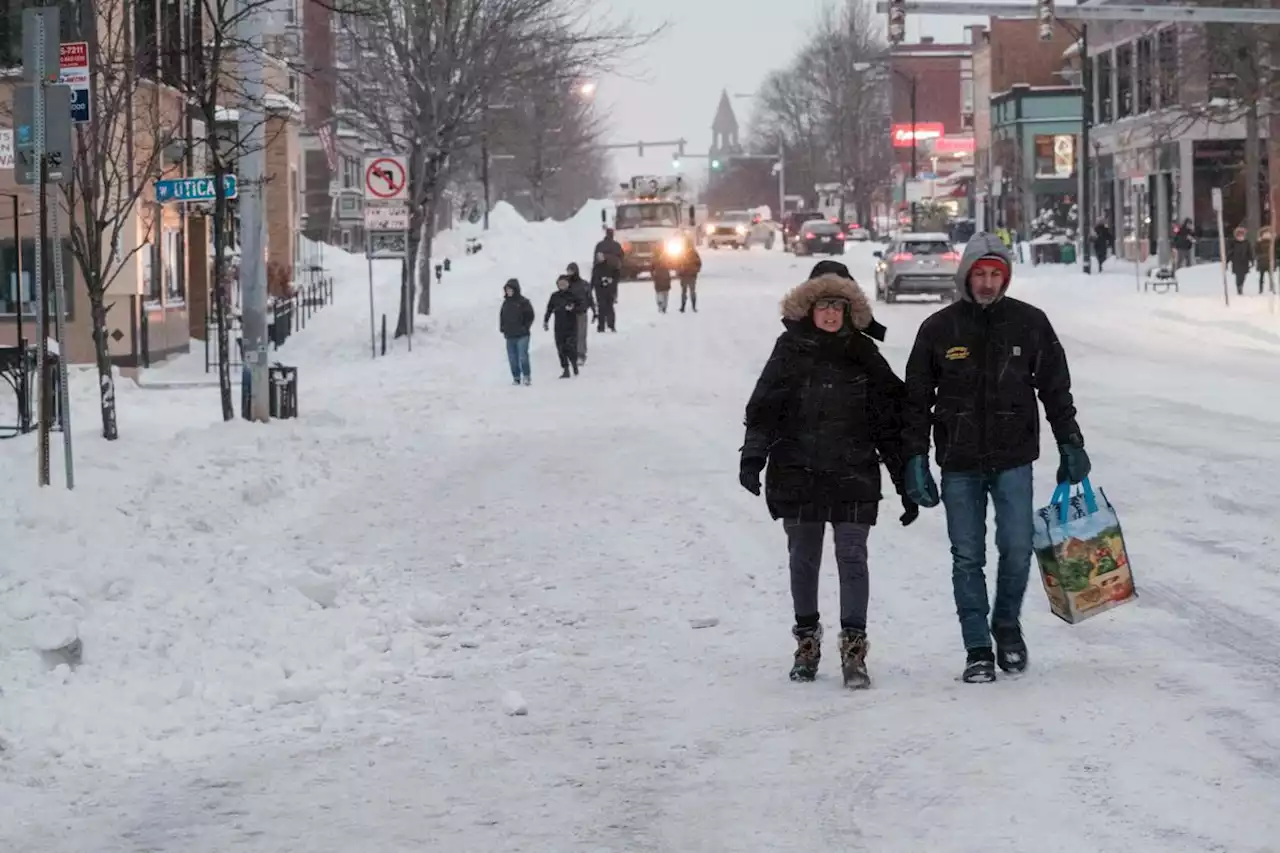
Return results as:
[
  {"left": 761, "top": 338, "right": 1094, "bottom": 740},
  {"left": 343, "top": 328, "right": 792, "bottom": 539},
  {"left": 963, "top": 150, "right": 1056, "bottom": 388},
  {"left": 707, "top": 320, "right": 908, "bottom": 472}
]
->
[{"left": 1032, "top": 477, "right": 1136, "bottom": 624}]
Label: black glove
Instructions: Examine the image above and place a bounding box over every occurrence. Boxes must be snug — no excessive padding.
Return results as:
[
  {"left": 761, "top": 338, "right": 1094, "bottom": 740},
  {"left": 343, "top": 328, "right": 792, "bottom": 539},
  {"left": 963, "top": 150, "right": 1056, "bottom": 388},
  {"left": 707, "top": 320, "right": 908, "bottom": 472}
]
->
[
  {"left": 739, "top": 457, "right": 764, "bottom": 496},
  {"left": 1056, "top": 435, "right": 1092, "bottom": 485},
  {"left": 899, "top": 496, "right": 919, "bottom": 527}
]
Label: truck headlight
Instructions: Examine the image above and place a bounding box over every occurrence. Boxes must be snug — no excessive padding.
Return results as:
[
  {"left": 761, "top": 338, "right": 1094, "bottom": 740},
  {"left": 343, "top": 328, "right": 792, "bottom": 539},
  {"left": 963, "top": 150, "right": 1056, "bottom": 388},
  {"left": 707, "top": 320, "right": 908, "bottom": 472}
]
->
[
  {"left": 735, "top": 225, "right": 747, "bottom": 235},
  {"left": 665, "top": 238, "right": 686, "bottom": 257},
  {"left": 704, "top": 224, "right": 714, "bottom": 235}
]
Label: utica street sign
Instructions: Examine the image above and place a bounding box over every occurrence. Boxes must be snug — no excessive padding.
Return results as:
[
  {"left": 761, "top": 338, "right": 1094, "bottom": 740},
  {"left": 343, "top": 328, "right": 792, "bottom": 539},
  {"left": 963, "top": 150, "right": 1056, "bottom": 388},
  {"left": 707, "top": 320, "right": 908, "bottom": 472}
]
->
[{"left": 155, "top": 175, "right": 239, "bottom": 203}]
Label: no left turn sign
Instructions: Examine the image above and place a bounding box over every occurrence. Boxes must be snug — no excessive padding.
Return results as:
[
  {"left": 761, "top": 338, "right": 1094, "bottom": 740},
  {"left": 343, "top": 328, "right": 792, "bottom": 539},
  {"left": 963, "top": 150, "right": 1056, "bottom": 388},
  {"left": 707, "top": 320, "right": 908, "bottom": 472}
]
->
[{"left": 364, "top": 155, "right": 408, "bottom": 202}]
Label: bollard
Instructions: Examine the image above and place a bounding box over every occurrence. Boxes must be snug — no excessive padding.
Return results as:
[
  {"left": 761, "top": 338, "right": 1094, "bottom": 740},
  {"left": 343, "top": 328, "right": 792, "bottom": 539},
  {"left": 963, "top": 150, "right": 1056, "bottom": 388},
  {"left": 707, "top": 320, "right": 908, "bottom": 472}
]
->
[{"left": 380, "top": 314, "right": 387, "bottom": 356}]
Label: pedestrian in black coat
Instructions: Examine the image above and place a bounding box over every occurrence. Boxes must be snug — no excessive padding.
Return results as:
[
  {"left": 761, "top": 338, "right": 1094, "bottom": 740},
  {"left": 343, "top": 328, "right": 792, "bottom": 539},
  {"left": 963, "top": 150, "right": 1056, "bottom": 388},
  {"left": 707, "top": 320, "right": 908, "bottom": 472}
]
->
[
  {"left": 565, "top": 262, "right": 596, "bottom": 364},
  {"left": 499, "top": 278, "right": 535, "bottom": 385},
  {"left": 544, "top": 276, "right": 582, "bottom": 378},
  {"left": 1229, "top": 227, "right": 1254, "bottom": 295},
  {"left": 591, "top": 228, "right": 624, "bottom": 332},
  {"left": 1093, "top": 222, "right": 1113, "bottom": 271},
  {"left": 902, "top": 232, "right": 1088, "bottom": 684},
  {"left": 678, "top": 245, "right": 702, "bottom": 313},
  {"left": 739, "top": 270, "right": 913, "bottom": 689}
]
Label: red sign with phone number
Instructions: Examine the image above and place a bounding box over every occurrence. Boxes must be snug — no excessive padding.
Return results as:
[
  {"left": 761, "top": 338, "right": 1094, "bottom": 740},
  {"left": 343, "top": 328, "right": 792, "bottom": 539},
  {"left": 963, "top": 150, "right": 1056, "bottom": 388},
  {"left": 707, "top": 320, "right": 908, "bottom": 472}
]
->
[{"left": 60, "top": 42, "right": 87, "bottom": 69}]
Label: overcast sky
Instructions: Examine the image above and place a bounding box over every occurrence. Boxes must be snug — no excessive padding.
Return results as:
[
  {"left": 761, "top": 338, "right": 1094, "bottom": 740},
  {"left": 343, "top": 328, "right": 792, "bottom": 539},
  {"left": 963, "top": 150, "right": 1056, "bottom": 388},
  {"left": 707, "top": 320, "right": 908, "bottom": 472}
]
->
[{"left": 592, "top": 0, "right": 982, "bottom": 183}]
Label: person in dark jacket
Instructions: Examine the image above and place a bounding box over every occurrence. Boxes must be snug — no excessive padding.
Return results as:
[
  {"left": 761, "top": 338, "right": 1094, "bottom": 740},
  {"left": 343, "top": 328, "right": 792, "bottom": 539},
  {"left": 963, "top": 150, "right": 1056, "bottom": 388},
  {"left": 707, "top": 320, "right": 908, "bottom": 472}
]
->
[
  {"left": 740, "top": 266, "right": 916, "bottom": 689},
  {"left": 678, "top": 243, "right": 702, "bottom": 313},
  {"left": 652, "top": 260, "right": 672, "bottom": 313},
  {"left": 902, "top": 232, "right": 1089, "bottom": 684},
  {"left": 544, "top": 275, "right": 582, "bottom": 378},
  {"left": 1172, "top": 221, "right": 1193, "bottom": 269},
  {"left": 1257, "top": 227, "right": 1276, "bottom": 294},
  {"left": 565, "top": 262, "right": 596, "bottom": 364},
  {"left": 1092, "top": 221, "right": 1113, "bottom": 272},
  {"left": 1229, "top": 226, "right": 1254, "bottom": 295},
  {"left": 499, "top": 278, "right": 535, "bottom": 386},
  {"left": 591, "top": 228, "right": 624, "bottom": 332}
]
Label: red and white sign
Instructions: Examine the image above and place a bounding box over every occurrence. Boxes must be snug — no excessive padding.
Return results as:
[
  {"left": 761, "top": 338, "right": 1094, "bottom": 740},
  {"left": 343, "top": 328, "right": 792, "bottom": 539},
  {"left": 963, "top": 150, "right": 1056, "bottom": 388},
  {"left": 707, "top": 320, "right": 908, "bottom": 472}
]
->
[
  {"left": 59, "top": 41, "right": 88, "bottom": 86},
  {"left": 891, "top": 122, "right": 945, "bottom": 147},
  {"left": 364, "top": 155, "right": 408, "bottom": 202},
  {"left": 932, "top": 135, "right": 975, "bottom": 156}
]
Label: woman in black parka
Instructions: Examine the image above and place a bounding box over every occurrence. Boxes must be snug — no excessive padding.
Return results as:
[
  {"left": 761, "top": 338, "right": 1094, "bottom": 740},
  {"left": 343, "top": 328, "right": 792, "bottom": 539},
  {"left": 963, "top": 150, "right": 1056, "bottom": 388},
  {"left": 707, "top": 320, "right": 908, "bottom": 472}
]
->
[{"left": 739, "top": 262, "right": 916, "bottom": 689}]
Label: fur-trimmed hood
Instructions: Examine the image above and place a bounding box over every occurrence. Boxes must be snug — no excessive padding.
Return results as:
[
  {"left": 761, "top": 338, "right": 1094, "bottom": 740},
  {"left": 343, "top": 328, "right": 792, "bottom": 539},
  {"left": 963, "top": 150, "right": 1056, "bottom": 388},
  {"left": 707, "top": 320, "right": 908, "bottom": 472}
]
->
[{"left": 780, "top": 274, "right": 874, "bottom": 330}]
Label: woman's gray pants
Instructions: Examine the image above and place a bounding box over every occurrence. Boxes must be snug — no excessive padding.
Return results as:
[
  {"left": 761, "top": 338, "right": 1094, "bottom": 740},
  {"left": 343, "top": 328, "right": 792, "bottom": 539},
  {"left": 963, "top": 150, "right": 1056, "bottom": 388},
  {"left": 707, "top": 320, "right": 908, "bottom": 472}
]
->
[
  {"left": 783, "top": 520, "right": 871, "bottom": 631},
  {"left": 575, "top": 313, "right": 589, "bottom": 360}
]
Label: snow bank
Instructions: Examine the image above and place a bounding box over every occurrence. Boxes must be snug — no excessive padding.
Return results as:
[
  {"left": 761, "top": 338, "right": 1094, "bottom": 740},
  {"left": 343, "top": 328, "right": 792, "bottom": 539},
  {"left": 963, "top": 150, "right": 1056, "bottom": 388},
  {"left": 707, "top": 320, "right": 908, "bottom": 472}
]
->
[{"left": 0, "top": 199, "right": 616, "bottom": 771}]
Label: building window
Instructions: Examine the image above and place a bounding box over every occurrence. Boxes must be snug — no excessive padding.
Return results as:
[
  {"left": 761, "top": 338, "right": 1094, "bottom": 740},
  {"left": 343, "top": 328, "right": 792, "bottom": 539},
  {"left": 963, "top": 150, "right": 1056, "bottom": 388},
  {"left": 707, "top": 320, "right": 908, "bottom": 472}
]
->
[
  {"left": 342, "top": 156, "right": 359, "bottom": 189},
  {"left": 1157, "top": 28, "right": 1178, "bottom": 107},
  {"left": 1206, "top": 24, "right": 1237, "bottom": 102},
  {"left": 1136, "top": 36, "right": 1153, "bottom": 114},
  {"left": 0, "top": 0, "right": 86, "bottom": 66},
  {"left": 287, "top": 71, "right": 302, "bottom": 108},
  {"left": 1096, "top": 52, "right": 1112, "bottom": 124},
  {"left": 164, "top": 227, "right": 183, "bottom": 302},
  {"left": 188, "top": 0, "right": 204, "bottom": 87},
  {"left": 1034, "top": 135, "right": 1075, "bottom": 178},
  {"left": 0, "top": 237, "right": 75, "bottom": 318},
  {"left": 159, "top": 0, "right": 182, "bottom": 87},
  {"left": 1116, "top": 43, "right": 1133, "bottom": 119}
]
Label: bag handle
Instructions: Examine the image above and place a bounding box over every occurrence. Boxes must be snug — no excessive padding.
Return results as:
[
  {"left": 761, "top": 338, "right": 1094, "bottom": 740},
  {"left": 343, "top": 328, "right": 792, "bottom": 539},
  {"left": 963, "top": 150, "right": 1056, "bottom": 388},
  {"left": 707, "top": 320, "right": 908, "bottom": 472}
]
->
[{"left": 1051, "top": 476, "right": 1099, "bottom": 525}]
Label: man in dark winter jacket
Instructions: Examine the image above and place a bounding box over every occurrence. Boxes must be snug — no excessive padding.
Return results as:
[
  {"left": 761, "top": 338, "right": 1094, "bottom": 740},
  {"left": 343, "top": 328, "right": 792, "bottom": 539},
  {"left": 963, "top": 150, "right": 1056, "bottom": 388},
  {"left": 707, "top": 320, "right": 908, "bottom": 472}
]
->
[
  {"left": 678, "top": 244, "right": 702, "bottom": 313},
  {"left": 565, "top": 262, "right": 596, "bottom": 364},
  {"left": 740, "top": 264, "right": 916, "bottom": 689},
  {"left": 903, "top": 232, "right": 1089, "bottom": 684},
  {"left": 1229, "top": 226, "right": 1253, "bottom": 295},
  {"left": 591, "top": 228, "right": 624, "bottom": 332},
  {"left": 499, "top": 278, "right": 535, "bottom": 385},
  {"left": 544, "top": 275, "right": 582, "bottom": 378}
]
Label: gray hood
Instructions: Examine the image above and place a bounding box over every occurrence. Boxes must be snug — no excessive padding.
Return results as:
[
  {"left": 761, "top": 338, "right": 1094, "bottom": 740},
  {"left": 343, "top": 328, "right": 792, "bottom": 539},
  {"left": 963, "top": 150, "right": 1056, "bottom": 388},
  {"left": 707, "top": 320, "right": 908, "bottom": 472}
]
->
[{"left": 956, "top": 232, "right": 1014, "bottom": 302}]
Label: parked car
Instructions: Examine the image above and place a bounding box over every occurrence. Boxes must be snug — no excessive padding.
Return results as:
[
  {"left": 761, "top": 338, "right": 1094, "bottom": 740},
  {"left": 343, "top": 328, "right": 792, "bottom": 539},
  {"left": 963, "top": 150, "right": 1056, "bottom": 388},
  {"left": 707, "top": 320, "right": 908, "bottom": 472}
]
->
[
  {"left": 793, "top": 221, "right": 846, "bottom": 256},
  {"left": 845, "top": 223, "right": 871, "bottom": 241},
  {"left": 782, "top": 210, "right": 827, "bottom": 252},
  {"left": 873, "top": 232, "right": 960, "bottom": 303},
  {"left": 704, "top": 210, "right": 774, "bottom": 249}
]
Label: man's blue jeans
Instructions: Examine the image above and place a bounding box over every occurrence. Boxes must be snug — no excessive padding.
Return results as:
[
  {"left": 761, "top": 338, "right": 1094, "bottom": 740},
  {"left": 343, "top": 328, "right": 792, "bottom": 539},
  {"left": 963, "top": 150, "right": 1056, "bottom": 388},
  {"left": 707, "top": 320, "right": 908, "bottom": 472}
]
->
[
  {"left": 505, "top": 335, "right": 531, "bottom": 381},
  {"left": 941, "top": 464, "right": 1035, "bottom": 650}
]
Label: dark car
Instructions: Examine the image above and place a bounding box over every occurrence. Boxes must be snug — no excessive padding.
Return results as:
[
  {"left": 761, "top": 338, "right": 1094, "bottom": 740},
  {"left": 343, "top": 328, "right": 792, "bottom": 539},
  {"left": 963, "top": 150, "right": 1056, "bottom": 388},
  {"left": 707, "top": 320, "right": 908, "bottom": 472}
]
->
[
  {"left": 782, "top": 210, "right": 827, "bottom": 252},
  {"left": 794, "top": 221, "right": 846, "bottom": 256}
]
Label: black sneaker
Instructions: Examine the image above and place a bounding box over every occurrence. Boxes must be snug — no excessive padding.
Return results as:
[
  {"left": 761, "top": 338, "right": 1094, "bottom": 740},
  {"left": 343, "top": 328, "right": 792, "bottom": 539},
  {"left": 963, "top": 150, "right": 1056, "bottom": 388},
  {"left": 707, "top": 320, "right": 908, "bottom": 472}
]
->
[
  {"left": 559, "top": 368, "right": 571, "bottom": 379},
  {"left": 993, "top": 624, "right": 1028, "bottom": 674},
  {"left": 790, "top": 624, "right": 823, "bottom": 682},
  {"left": 962, "top": 647, "right": 997, "bottom": 684}
]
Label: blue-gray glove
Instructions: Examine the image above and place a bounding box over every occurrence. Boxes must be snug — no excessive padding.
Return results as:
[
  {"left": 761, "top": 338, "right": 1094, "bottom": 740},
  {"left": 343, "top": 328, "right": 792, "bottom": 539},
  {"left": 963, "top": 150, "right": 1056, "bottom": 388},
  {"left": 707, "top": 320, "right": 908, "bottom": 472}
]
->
[
  {"left": 905, "top": 455, "right": 940, "bottom": 508},
  {"left": 1057, "top": 441, "right": 1091, "bottom": 485}
]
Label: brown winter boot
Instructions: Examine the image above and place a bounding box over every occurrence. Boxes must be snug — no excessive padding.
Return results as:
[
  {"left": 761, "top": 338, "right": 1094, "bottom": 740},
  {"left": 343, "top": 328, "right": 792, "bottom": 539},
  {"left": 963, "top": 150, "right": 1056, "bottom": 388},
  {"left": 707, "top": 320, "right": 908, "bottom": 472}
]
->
[
  {"left": 789, "top": 623, "right": 823, "bottom": 682},
  {"left": 838, "top": 629, "right": 871, "bottom": 689}
]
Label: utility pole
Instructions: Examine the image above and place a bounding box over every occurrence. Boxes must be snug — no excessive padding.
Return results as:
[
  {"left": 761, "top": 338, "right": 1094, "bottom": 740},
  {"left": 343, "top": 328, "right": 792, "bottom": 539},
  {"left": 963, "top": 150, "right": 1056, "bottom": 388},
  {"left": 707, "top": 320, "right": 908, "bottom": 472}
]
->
[
  {"left": 908, "top": 73, "right": 918, "bottom": 231},
  {"left": 1079, "top": 23, "right": 1092, "bottom": 274},
  {"left": 237, "top": 0, "right": 269, "bottom": 422}
]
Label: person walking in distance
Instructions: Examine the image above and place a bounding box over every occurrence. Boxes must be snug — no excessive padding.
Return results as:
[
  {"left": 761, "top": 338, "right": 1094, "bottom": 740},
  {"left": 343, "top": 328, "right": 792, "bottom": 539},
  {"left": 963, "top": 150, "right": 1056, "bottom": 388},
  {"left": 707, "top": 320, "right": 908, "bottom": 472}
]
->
[
  {"left": 1229, "top": 226, "right": 1253, "bottom": 296},
  {"left": 544, "top": 275, "right": 582, "bottom": 378},
  {"left": 652, "top": 260, "right": 672, "bottom": 314},
  {"left": 679, "top": 242, "right": 702, "bottom": 313},
  {"left": 591, "top": 227, "right": 624, "bottom": 332},
  {"left": 1256, "top": 227, "right": 1276, "bottom": 294},
  {"left": 740, "top": 268, "right": 916, "bottom": 689},
  {"left": 565, "top": 262, "right": 595, "bottom": 364},
  {"left": 499, "top": 278, "right": 534, "bottom": 386},
  {"left": 902, "top": 233, "right": 1089, "bottom": 684}
]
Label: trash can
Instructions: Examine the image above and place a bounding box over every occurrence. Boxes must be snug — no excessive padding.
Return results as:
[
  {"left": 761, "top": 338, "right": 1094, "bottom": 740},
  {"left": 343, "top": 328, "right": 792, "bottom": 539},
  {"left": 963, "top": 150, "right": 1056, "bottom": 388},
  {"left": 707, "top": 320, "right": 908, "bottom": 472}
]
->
[
  {"left": 1061, "top": 243, "right": 1077, "bottom": 264},
  {"left": 269, "top": 365, "right": 298, "bottom": 419}
]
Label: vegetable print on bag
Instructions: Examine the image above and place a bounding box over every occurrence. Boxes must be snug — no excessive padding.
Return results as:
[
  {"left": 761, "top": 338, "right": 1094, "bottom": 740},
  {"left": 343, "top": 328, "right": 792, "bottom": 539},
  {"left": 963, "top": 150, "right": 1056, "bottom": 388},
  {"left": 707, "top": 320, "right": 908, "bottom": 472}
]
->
[{"left": 1032, "top": 477, "right": 1137, "bottom": 624}]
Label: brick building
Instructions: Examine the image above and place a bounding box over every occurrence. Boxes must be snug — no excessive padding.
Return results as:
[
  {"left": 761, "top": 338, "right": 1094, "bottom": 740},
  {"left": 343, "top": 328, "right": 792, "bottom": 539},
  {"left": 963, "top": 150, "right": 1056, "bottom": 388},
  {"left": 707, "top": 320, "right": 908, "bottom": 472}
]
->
[{"left": 889, "top": 36, "right": 975, "bottom": 211}]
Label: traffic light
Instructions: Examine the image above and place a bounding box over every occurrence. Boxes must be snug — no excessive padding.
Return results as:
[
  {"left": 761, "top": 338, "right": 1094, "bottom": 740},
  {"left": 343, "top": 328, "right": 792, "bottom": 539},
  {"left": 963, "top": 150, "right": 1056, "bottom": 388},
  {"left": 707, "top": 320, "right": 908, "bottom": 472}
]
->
[
  {"left": 672, "top": 156, "right": 681, "bottom": 170},
  {"left": 888, "top": 0, "right": 906, "bottom": 45},
  {"left": 711, "top": 158, "right": 722, "bottom": 170},
  {"left": 1037, "top": 0, "right": 1054, "bottom": 41}
]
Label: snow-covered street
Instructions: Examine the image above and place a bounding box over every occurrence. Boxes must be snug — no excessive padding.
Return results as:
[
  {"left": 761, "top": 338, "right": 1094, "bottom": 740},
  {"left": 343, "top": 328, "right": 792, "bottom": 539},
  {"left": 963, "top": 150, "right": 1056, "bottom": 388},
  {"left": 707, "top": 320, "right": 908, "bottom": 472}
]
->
[{"left": 3, "top": 208, "right": 1280, "bottom": 852}]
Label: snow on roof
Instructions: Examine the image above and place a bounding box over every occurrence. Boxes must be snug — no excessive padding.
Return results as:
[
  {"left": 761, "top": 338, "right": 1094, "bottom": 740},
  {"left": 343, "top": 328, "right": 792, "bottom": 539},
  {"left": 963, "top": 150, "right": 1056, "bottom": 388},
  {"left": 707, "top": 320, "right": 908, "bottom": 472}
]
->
[{"left": 214, "top": 106, "right": 239, "bottom": 123}]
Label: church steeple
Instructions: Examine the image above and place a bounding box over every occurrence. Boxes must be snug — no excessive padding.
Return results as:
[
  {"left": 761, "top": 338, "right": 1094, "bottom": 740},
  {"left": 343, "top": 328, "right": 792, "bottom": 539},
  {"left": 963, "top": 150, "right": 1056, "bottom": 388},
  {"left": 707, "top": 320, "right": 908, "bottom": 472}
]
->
[{"left": 710, "top": 89, "right": 740, "bottom": 156}]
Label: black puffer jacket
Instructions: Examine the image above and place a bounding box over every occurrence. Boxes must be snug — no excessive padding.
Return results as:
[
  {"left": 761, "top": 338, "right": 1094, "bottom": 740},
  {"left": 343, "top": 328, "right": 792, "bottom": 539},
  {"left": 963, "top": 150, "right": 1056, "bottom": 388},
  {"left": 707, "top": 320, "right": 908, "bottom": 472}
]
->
[
  {"left": 499, "top": 279, "right": 535, "bottom": 339},
  {"left": 742, "top": 274, "right": 907, "bottom": 524},
  {"left": 903, "top": 233, "right": 1081, "bottom": 474},
  {"left": 565, "top": 272, "right": 595, "bottom": 314}
]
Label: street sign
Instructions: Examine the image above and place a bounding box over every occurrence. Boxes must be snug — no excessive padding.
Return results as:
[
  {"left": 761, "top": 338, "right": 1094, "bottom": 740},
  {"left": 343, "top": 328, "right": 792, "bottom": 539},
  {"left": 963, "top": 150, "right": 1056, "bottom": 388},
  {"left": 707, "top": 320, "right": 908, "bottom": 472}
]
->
[
  {"left": 0, "top": 130, "right": 12, "bottom": 170},
  {"left": 21, "top": 7, "right": 60, "bottom": 83},
  {"left": 364, "top": 202, "right": 409, "bottom": 230},
  {"left": 368, "top": 230, "right": 407, "bottom": 258},
  {"left": 1211, "top": 187, "right": 1223, "bottom": 213},
  {"left": 154, "top": 174, "right": 239, "bottom": 203},
  {"left": 14, "top": 83, "right": 72, "bottom": 184},
  {"left": 59, "top": 41, "right": 90, "bottom": 124},
  {"left": 364, "top": 155, "right": 408, "bottom": 202}
]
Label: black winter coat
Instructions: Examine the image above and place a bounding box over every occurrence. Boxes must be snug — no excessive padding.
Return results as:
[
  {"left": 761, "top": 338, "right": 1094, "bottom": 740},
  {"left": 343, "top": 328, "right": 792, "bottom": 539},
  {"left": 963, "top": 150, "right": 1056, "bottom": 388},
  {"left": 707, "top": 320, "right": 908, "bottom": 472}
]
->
[
  {"left": 591, "top": 238, "right": 624, "bottom": 284},
  {"left": 1229, "top": 238, "right": 1254, "bottom": 275},
  {"left": 544, "top": 289, "right": 581, "bottom": 336},
  {"left": 499, "top": 284, "right": 535, "bottom": 339},
  {"left": 903, "top": 297, "right": 1080, "bottom": 474},
  {"left": 566, "top": 274, "right": 595, "bottom": 313},
  {"left": 743, "top": 320, "right": 907, "bottom": 524}
]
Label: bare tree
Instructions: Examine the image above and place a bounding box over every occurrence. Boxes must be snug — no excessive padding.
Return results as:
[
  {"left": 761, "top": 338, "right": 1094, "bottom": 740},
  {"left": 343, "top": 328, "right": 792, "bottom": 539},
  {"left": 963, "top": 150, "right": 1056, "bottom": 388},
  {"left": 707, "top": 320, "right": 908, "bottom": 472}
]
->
[{"left": 339, "top": 0, "right": 656, "bottom": 337}]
